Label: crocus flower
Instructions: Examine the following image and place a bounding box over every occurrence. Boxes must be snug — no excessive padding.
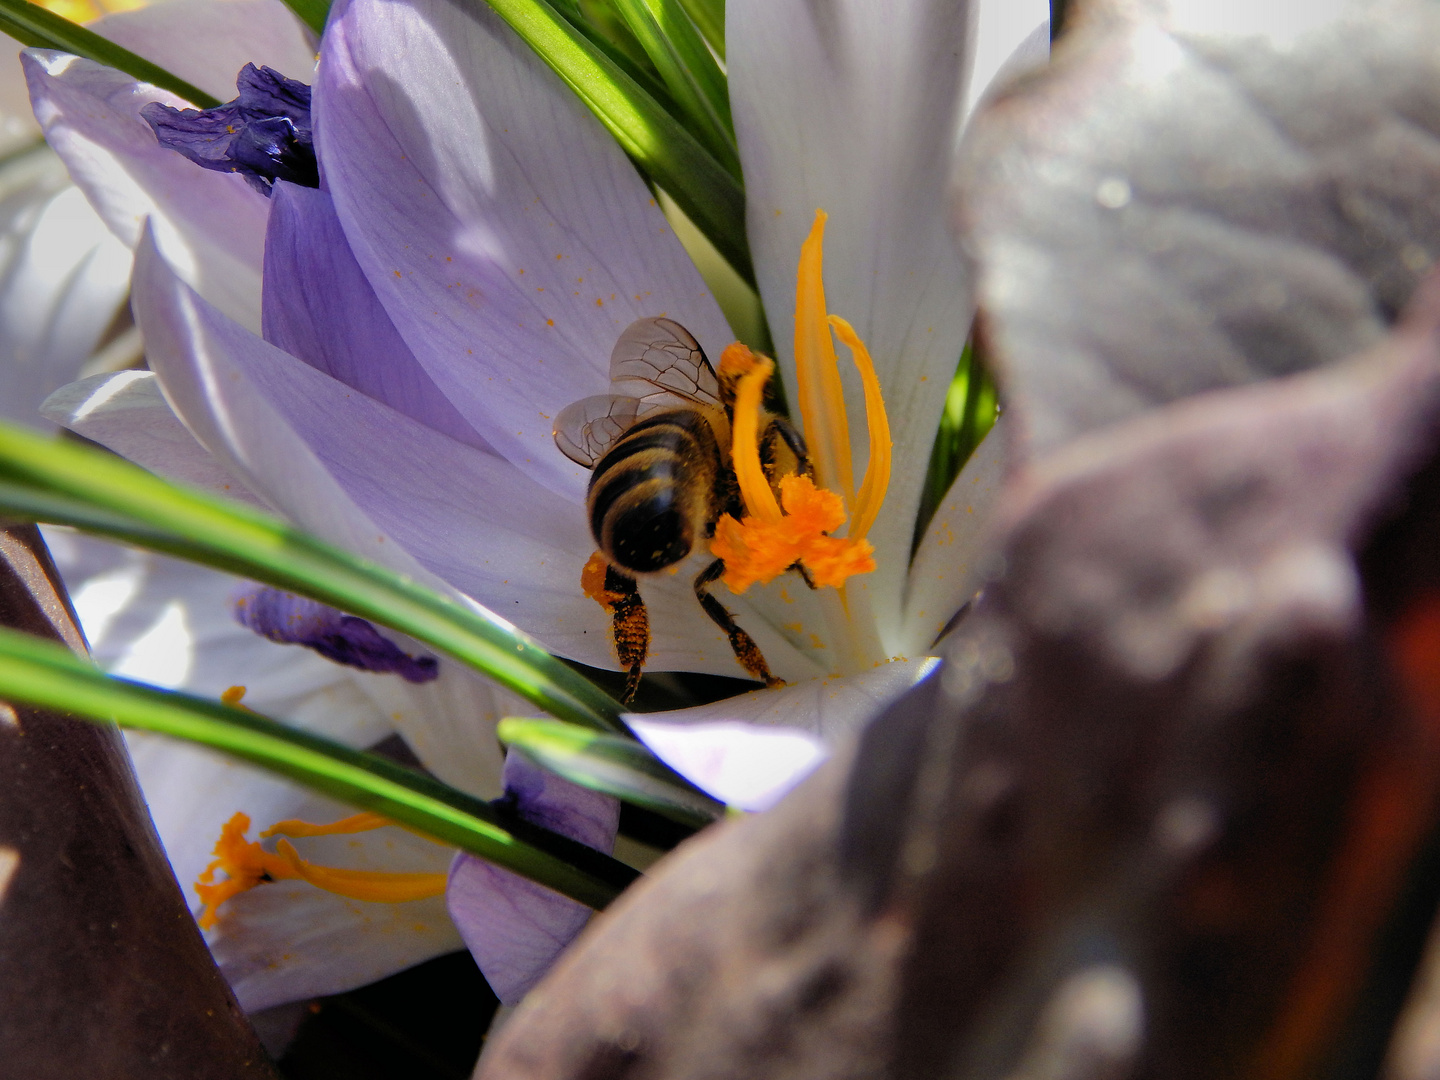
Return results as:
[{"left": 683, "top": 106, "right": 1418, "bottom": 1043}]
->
[{"left": 25, "top": 0, "right": 1048, "bottom": 1006}]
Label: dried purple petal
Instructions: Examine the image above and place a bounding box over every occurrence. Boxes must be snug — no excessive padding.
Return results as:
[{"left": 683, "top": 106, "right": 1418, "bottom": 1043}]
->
[
  {"left": 230, "top": 584, "right": 438, "bottom": 682},
  {"left": 141, "top": 64, "right": 317, "bottom": 196}
]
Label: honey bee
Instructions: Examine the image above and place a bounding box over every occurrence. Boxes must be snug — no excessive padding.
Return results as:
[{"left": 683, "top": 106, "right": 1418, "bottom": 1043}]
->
[{"left": 554, "top": 317, "right": 809, "bottom": 702}]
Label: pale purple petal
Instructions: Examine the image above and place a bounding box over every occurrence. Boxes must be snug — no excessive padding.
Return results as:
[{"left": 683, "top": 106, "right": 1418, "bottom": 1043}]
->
[
  {"left": 263, "top": 182, "right": 490, "bottom": 450},
  {"left": 627, "top": 718, "right": 828, "bottom": 812},
  {"left": 316, "top": 0, "right": 731, "bottom": 498},
  {"left": 638, "top": 656, "right": 938, "bottom": 745},
  {"left": 231, "top": 584, "right": 439, "bottom": 682},
  {"left": 24, "top": 51, "right": 268, "bottom": 327},
  {"left": 447, "top": 749, "right": 619, "bottom": 1005},
  {"left": 729, "top": 0, "right": 1048, "bottom": 645},
  {"left": 135, "top": 228, "right": 820, "bottom": 678},
  {"left": 41, "top": 370, "right": 265, "bottom": 505},
  {"left": 90, "top": 0, "right": 317, "bottom": 106},
  {"left": 900, "top": 417, "right": 1009, "bottom": 653}
]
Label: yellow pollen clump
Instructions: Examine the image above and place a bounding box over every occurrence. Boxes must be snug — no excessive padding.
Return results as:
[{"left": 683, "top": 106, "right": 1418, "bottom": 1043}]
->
[
  {"left": 708, "top": 208, "right": 891, "bottom": 594},
  {"left": 194, "top": 810, "right": 446, "bottom": 930}
]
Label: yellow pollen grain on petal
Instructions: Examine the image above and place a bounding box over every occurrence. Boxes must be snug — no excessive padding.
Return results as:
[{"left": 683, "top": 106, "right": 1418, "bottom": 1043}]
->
[
  {"left": 828, "top": 315, "right": 891, "bottom": 543},
  {"left": 272, "top": 839, "right": 448, "bottom": 904},
  {"left": 730, "top": 357, "right": 783, "bottom": 524},
  {"left": 795, "top": 210, "right": 854, "bottom": 508}
]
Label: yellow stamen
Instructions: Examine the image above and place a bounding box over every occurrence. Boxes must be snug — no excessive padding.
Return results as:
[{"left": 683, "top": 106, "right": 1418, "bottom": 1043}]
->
[
  {"left": 707, "top": 209, "right": 890, "bottom": 600},
  {"left": 729, "top": 354, "right": 783, "bottom": 524},
  {"left": 271, "top": 839, "right": 447, "bottom": 904},
  {"left": 194, "top": 810, "right": 447, "bottom": 930},
  {"left": 827, "top": 315, "right": 891, "bottom": 543},
  {"left": 220, "top": 685, "right": 249, "bottom": 708},
  {"left": 261, "top": 812, "right": 391, "bottom": 838},
  {"left": 795, "top": 210, "right": 855, "bottom": 508}
]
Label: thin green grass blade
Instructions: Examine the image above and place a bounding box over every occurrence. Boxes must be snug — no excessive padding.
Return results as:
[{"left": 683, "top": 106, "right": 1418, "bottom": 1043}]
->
[
  {"left": 0, "top": 626, "right": 636, "bottom": 907},
  {"left": 499, "top": 717, "right": 723, "bottom": 828},
  {"left": 0, "top": 422, "right": 626, "bottom": 735},
  {"left": 609, "top": 0, "right": 735, "bottom": 171},
  {"left": 474, "top": 0, "right": 752, "bottom": 284},
  {"left": 0, "top": 0, "right": 219, "bottom": 107},
  {"left": 674, "top": 0, "right": 721, "bottom": 58}
]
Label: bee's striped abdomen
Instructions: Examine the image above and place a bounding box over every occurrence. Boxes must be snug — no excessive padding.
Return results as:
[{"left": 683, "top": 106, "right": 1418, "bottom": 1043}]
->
[{"left": 588, "top": 410, "right": 719, "bottom": 574}]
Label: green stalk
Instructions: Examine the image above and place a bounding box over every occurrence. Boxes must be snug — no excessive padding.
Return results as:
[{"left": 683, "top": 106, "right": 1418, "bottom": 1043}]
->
[
  {"left": 0, "top": 0, "right": 219, "bottom": 107},
  {"left": 0, "top": 626, "right": 637, "bottom": 908},
  {"left": 608, "top": 0, "right": 735, "bottom": 172},
  {"left": 674, "top": 0, "right": 721, "bottom": 58}
]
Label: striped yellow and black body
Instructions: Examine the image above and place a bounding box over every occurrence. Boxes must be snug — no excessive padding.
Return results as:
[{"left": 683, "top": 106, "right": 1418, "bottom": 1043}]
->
[
  {"left": 555, "top": 317, "right": 809, "bottom": 701},
  {"left": 587, "top": 408, "right": 728, "bottom": 575}
]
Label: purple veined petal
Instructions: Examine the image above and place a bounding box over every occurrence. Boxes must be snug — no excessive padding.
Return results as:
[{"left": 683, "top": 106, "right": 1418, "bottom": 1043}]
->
[
  {"left": 900, "top": 416, "right": 1009, "bottom": 654},
  {"left": 42, "top": 370, "right": 267, "bottom": 506},
  {"left": 638, "top": 656, "right": 939, "bottom": 746},
  {"left": 231, "top": 584, "right": 440, "bottom": 683},
  {"left": 316, "top": 0, "right": 732, "bottom": 500},
  {"left": 91, "top": 0, "right": 317, "bottom": 106},
  {"left": 24, "top": 51, "right": 268, "bottom": 328},
  {"left": 447, "top": 748, "right": 618, "bottom": 1005},
  {"left": 263, "top": 182, "right": 491, "bottom": 451},
  {"left": 135, "top": 225, "right": 822, "bottom": 679},
  {"left": 0, "top": 160, "right": 130, "bottom": 428},
  {"left": 729, "top": 0, "right": 1048, "bottom": 648},
  {"left": 628, "top": 717, "right": 831, "bottom": 812}
]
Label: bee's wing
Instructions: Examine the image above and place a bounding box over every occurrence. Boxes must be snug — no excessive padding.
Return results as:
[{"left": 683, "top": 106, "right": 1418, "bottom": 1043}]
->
[
  {"left": 610, "top": 316, "right": 722, "bottom": 409},
  {"left": 553, "top": 394, "right": 643, "bottom": 468}
]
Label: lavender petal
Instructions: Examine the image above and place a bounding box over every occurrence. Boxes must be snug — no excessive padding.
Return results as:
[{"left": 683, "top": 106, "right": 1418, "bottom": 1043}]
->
[{"left": 447, "top": 750, "right": 619, "bottom": 1005}]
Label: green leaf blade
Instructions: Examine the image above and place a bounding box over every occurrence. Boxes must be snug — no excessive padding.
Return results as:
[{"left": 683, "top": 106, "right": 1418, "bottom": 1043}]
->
[
  {"left": 499, "top": 716, "right": 724, "bottom": 828},
  {"left": 0, "top": 422, "right": 627, "bottom": 735},
  {"left": 0, "top": 625, "right": 636, "bottom": 908}
]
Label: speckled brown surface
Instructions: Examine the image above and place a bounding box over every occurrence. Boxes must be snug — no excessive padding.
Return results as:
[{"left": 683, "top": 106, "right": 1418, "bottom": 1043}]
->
[{"left": 0, "top": 525, "right": 276, "bottom": 1079}]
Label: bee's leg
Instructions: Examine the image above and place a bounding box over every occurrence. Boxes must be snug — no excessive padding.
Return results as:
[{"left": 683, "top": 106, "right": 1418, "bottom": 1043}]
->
[
  {"left": 604, "top": 566, "right": 649, "bottom": 704},
  {"left": 695, "top": 558, "right": 783, "bottom": 688},
  {"left": 788, "top": 561, "right": 817, "bottom": 590}
]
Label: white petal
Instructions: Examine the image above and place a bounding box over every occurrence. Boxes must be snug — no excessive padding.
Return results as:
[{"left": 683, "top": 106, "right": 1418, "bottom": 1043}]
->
[
  {"left": 46, "top": 529, "right": 467, "bottom": 1009},
  {"left": 627, "top": 718, "right": 829, "bottom": 811},
  {"left": 729, "top": 0, "right": 1047, "bottom": 644},
  {"left": 24, "top": 51, "right": 268, "bottom": 328},
  {"left": 91, "top": 0, "right": 317, "bottom": 103},
  {"left": 316, "top": 0, "right": 731, "bottom": 499},
  {"left": 633, "top": 655, "right": 938, "bottom": 745},
  {"left": 900, "top": 415, "right": 1009, "bottom": 653},
  {"left": 0, "top": 152, "right": 129, "bottom": 428},
  {"left": 43, "top": 370, "right": 266, "bottom": 504}
]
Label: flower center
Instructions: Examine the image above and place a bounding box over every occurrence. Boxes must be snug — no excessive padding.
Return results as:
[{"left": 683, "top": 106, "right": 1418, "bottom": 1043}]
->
[
  {"left": 708, "top": 210, "right": 891, "bottom": 597},
  {"left": 194, "top": 687, "right": 447, "bottom": 928}
]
